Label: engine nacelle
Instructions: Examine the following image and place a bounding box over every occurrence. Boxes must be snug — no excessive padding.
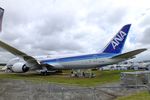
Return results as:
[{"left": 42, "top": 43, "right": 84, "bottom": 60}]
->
[{"left": 11, "top": 62, "right": 29, "bottom": 73}]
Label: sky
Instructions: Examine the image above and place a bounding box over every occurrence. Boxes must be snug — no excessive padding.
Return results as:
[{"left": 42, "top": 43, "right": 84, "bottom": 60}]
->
[{"left": 0, "top": 0, "right": 150, "bottom": 62}]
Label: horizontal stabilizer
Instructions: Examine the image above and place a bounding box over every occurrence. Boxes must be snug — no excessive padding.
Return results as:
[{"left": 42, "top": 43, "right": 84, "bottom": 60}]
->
[{"left": 111, "top": 48, "right": 147, "bottom": 59}]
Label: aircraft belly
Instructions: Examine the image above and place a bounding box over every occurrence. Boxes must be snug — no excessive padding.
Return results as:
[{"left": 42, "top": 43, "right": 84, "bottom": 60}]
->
[
  {"left": 61, "top": 62, "right": 96, "bottom": 69},
  {"left": 61, "top": 58, "right": 126, "bottom": 69},
  {"left": 60, "top": 59, "right": 105, "bottom": 69}
]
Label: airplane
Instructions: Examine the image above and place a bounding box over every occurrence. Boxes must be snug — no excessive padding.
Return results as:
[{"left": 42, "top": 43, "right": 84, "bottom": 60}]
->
[{"left": 0, "top": 7, "right": 147, "bottom": 75}]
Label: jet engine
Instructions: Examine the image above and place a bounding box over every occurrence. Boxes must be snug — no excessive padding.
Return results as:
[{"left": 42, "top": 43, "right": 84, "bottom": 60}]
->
[{"left": 11, "top": 62, "right": 29, "bottom": 73}]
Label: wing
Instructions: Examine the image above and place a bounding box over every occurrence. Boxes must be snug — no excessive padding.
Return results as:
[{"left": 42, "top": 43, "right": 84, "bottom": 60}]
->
[
  {"left": 111, "top": 48, "right": 147, "bottom": 59},
  {"left": 0, "top": 40, "right": 40, "bottom": 69}
]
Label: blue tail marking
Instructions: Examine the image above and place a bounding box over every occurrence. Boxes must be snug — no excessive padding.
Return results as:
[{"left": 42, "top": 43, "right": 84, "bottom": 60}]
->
[{"left": 102, "top": 24, "right": 131, "bottom": 54}]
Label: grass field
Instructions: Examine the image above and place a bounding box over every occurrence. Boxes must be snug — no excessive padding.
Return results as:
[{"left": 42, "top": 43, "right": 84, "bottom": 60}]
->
[
  {"left": 0, "top": 70, "right": 124, "bottom": 86},
  {"left": 116, "top": 91, "right": 150, "bottom": 100}
]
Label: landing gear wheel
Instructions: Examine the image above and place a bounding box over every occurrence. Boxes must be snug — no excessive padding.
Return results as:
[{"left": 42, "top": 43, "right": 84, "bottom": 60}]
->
[{"left": 41, "top": 71, "right": 48, "bottom": 76}]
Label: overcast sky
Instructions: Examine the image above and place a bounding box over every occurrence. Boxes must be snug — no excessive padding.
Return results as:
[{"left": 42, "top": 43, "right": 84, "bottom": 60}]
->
[{"left": 0, "top": 0, "right": 150, "bottom": 62}]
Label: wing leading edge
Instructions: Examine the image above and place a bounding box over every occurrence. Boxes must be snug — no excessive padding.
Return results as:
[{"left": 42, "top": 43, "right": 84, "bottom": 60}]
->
[{"left": 0, "top": 40, "right": 40, "bottom": 69}]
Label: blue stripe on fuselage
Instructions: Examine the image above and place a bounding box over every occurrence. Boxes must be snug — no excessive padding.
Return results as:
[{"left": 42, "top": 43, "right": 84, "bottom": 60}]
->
[{"left": 40, "top": 53, "right": 117, "bottom": 64}]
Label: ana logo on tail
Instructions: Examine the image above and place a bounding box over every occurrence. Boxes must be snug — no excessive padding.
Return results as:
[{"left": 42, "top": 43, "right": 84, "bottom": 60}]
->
[
  {"left": 111, "top": 31, "right": 127, "bottom": 49},
  {"left": 102, "top": 24, "right": 131, "bottom": 54}
]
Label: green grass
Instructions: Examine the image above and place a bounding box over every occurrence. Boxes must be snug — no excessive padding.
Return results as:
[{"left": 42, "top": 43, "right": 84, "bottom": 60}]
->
[
  {"left": 0, "top": 70, "right": 125, "bottom": 86},
  {"left": 116, "top": 91, "right": 150, "bottom": 100}
]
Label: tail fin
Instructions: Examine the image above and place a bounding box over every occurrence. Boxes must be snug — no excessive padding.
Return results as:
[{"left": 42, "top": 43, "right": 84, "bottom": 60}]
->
[
  {"left": 102, "top": 24, "right": 131, "bottom": 54},
  {"left": 0, "top": 7, "right": 4, "bottom": 32}
]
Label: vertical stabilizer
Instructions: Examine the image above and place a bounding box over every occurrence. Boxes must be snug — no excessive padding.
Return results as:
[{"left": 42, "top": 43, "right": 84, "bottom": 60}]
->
[
  {"left": 102, "top": 24, "right": 131, "bottom": 54},
  {"left": 0, "top": 7, "right": 4, "bottom": 32}
]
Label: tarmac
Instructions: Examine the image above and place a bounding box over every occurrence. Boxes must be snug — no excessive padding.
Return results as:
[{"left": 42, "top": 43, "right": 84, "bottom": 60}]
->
[{"left": 0, "top": 78, "right": 147, "bottom": 100}]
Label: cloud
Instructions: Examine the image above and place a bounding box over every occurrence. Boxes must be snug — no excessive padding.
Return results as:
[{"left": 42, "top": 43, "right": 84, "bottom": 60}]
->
[
  {"left": 135, "top": 10, "right": 150, "bottom": 48},
  {"left": 0, "top": 0, "right": 150, "bottom": 62},
  {"left": 139, "top": 27, "right": 150, "bottom": 44}
]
